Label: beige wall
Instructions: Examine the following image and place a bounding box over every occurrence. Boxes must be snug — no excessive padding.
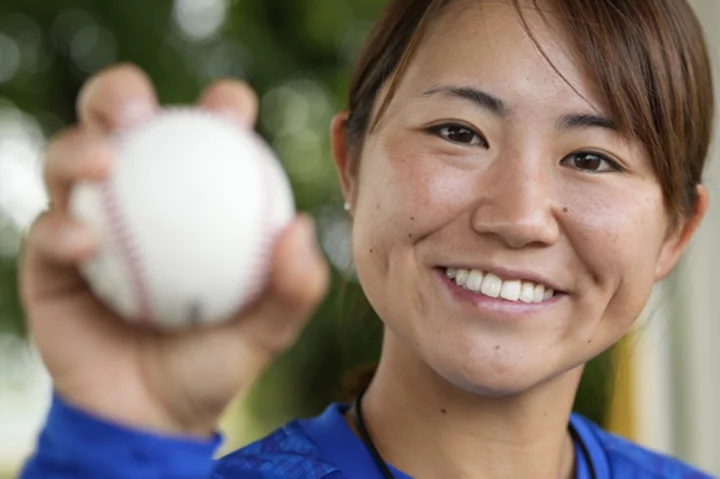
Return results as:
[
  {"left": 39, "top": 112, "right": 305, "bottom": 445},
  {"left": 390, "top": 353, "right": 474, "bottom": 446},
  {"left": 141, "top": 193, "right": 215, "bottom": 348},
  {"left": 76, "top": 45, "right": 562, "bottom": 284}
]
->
[
  {"left": 630, "top": 2, "right": 718, "bottom": 475},
  {"left": 675, "top": 0, "right": 720, "bottom": 473}
]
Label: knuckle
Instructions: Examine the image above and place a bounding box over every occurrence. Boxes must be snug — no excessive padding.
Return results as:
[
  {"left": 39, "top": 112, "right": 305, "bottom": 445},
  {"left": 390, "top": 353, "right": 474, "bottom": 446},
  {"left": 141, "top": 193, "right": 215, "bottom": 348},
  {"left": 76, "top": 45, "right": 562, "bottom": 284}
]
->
[
  {"left": 258, "top": 326, "right": 301, "bottom": 356},
  {"left": 306, "top": 262, "right": 330, "bottom": 304},
  {"left": 43, "top": 129, "right": 99, "bottom": 189},
  {"left": 46, "top": 127, "right": 82, "bottom": 161},
  {"left": 278, "top": 266, "right": 328, "bottom": 317},
  {"left": 25, "top": 212, "right": 53, "bottom": 247},
  {"left": 26, "top": 211, "right": 48, "bottom": 235}
]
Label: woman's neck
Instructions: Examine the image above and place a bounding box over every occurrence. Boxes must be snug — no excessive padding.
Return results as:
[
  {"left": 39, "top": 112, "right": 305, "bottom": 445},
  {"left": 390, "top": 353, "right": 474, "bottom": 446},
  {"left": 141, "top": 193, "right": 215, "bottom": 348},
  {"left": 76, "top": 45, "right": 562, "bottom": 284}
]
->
[{"left": 355, "top": 333, "right": 584, "bottom": 479}]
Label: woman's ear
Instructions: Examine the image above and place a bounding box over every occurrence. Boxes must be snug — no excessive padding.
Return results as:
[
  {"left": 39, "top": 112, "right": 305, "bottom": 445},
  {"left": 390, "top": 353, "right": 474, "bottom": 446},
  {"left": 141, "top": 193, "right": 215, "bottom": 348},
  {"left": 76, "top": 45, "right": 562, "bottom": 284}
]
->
[
  {"left": 655, "top": 185, "right": 709, "bottom": 281},
  {"left": 330, "top": 112, "right": 358, "bottom": 212}
]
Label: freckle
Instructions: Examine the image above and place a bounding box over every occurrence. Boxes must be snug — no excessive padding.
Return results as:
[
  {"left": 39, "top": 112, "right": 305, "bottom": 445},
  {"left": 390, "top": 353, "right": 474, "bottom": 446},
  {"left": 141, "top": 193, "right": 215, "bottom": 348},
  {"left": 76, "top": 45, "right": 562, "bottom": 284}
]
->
[
  {"left": 408, "top": 233, "right": 413, "bottom": 238},
  {"left": 588, "top": 339, "right": 592, "bottom": 344},
  {"left": 563, "top": 207, "right": 569, "bottom": 213},
  {"left": 376, "top": 202, "right": 380, "bottom": 210},
  {"left": 369, "top": 248, "right": 374, "bottom": 254},
  {"left": 441, "top": 408, "right": 447, "bottom": 414},
  {"left": 410, "top": 216, "right": 415, "bottom": 221},
  {"left": 495, "top": 345, "right": 500, "bottom": 351}
]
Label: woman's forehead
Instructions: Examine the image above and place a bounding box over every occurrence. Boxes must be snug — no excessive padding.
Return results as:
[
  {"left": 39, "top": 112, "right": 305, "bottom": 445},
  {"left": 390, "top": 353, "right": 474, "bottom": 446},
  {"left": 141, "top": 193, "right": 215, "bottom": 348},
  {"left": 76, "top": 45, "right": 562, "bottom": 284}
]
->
[{"left": 404, "top": 0, "right": 608, "bottom": 114}]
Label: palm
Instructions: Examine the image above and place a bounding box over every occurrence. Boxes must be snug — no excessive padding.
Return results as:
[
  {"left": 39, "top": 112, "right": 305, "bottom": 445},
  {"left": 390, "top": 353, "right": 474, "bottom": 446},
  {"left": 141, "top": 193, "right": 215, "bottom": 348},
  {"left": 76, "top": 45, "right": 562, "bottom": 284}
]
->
[{"left": 23, "top": 256, "right": 263, "bottom": 432}]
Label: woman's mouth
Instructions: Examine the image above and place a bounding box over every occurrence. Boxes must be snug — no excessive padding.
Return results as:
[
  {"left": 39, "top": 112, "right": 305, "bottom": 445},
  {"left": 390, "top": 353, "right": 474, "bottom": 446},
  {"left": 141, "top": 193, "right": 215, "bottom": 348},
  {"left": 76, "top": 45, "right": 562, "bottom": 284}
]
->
[{"left": 443, "top": 267, "right": 559, "bottom": 304}]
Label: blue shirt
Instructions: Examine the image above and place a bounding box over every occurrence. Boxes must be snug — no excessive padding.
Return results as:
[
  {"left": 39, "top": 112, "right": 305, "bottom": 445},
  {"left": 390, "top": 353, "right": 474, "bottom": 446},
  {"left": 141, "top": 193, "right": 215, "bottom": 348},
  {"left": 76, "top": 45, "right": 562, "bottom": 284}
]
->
[{"left": 19, "top": 394, "right": 714, "bottom": 478}]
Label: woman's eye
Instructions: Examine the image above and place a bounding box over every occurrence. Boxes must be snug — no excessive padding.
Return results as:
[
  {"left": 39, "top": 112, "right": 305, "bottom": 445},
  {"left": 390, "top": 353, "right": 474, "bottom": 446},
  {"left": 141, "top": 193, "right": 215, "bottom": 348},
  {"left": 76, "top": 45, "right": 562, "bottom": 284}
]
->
[
  {"left": 561, "top": 152, "right": 621, "bottom": 173},
  {"left": 429, "top": 124, "right": 488, "bottom": 148}
]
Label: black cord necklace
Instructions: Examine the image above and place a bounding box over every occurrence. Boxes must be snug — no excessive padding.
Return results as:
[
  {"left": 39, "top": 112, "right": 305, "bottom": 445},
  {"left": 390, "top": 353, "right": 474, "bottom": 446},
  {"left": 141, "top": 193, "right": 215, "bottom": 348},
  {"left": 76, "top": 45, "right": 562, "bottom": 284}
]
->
[
  {"left": 350, "top": 388, "right": 598, "bottom": 479},
  {"left": 350, "top": 387, "right": 396, "bottom": 479}
]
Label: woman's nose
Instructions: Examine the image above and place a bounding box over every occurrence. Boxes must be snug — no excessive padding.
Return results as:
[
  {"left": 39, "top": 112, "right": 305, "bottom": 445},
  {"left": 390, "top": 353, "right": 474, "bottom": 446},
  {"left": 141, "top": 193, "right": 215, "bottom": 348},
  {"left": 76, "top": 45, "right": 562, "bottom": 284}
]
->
[{"left": 470, "top": 158, "right": 560, "bottom": 249}]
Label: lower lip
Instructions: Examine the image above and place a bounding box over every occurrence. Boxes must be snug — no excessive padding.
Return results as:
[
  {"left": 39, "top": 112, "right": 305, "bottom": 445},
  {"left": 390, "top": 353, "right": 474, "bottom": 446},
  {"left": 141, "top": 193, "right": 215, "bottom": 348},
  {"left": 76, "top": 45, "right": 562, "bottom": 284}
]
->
[{"left": 434, "top": 268, "right": 563, "bottom": 320}]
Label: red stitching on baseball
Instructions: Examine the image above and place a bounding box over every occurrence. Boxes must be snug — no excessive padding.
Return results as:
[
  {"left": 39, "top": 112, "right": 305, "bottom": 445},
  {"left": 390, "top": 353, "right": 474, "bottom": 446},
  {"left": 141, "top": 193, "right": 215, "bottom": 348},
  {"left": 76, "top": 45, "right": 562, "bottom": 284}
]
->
[
  {"left": 100, "top": 179, "right": 153, "bottom": 324},
  {"left": 96, "top": 109, "right": 283, "bottom": 327}
]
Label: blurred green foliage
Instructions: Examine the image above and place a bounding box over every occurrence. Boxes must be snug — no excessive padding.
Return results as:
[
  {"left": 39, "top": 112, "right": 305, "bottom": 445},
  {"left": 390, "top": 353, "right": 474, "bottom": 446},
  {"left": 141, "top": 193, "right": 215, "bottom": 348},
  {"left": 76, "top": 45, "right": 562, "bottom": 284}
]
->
[
  {"left": 0, "top": 256, "right": 23, "bottom": 336},
  {"left": 0, "top": 0, "right": 611, "bottom": 438}
]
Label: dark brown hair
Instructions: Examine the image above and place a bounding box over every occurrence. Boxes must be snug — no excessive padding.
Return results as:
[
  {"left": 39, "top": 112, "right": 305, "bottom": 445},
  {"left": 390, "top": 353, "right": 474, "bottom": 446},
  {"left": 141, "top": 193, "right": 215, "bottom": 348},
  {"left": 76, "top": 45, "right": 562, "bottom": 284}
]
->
[{"left": 345, "top": 0, "right": 715, "bottom": 224}]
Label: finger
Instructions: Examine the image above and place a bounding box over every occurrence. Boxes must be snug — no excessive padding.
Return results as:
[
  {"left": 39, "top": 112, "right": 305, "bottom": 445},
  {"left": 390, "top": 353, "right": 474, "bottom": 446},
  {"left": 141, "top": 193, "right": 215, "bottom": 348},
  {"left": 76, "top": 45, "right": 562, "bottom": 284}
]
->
[
  {"left": 238, "top": 215, "right": 329, "bottom": 356},
  {"left": 25, "top": 211, "right": 98, "bottom": 264},
  {"left": 197, "top": 79, "right": 259, "bottom": 129},
  {"left": 77, "top": 63, "right": 158, "bottom": 133},
  {"left": 44, "top": 129, "right": 112, "bottom": 209},
  {"left": 20, "top": 211, "right": 96, "bottom": 305}
]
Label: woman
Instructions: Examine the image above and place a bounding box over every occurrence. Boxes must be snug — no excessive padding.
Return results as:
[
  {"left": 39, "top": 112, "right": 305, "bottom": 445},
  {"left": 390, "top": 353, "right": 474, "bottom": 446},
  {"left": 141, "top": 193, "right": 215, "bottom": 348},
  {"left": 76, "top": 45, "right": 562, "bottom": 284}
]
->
[{"left": 18, "top": 0, "right": 715, "bottom": 477}]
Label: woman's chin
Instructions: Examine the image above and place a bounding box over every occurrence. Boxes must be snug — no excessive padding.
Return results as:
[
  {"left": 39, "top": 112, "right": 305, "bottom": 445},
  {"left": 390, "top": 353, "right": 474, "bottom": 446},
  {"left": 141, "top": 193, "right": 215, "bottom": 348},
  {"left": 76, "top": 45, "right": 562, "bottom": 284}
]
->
[
  {"left": 442, "top": 368, "right": 546, "bottom": 398},
  {"left": 425, "top": 350, "right": 569, "bottom": 399}
]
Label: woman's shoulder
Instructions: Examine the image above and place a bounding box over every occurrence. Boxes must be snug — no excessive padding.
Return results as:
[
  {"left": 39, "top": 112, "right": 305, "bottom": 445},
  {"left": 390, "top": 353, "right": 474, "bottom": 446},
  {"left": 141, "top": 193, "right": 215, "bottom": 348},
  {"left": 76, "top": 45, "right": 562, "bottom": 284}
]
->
[
  {"left": 570, "top": 413, "right": 714, "bottom": 478},
  {"left": 213, "top": 404, "right": 348, "bottom": 479},
  {"left": 211, "top": 405, "right": 715, "bottom": 479},
  {"left": 214, "top": 420, "right": 344, "bottom": 478}
]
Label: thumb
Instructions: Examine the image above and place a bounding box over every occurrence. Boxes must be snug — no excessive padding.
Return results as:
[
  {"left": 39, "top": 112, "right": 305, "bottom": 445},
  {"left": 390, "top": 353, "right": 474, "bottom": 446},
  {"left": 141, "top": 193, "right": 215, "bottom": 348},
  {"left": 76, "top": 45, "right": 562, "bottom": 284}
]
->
[{"left": 237, "top": 215, "right": 329, "bottom": 357}]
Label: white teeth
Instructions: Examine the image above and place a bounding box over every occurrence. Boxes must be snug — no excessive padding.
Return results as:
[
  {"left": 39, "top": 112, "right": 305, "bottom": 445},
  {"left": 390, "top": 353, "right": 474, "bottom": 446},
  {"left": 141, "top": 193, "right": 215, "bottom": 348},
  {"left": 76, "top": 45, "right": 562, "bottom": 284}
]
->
[
  {"left": 533, "top": 284, "right": 545, "bottom": 303},
  {"left": 499, "top": 280, "right": 522, "bottom": 301},
  {"left": 466, "top": 270, "right": 484, "bottom": 291},
  {"left": 446, "top": 268, "right": 556, "bottom": 304},
  {"left": 455, "top": 269, "right": 469, "bottom": 287},
  {"left": 480, "top": 273, "right": 502, "bottom": 298},
  {"left": 519, "top": 282, "right": 535, "bottom": 303}
]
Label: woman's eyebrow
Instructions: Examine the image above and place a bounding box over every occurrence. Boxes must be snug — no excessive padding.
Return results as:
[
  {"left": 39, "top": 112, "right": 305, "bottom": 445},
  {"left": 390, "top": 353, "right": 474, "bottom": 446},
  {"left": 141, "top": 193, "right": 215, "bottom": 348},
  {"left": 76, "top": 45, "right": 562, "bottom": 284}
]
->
[
  {"left": 421, "top": 85, "right": 507, "bottom": 117},
  {"left": 421, "top": 85, "right": 619, "bottom": 133},
  {"left": 556, "top": 113, "right": 618, "bottom": 132}
]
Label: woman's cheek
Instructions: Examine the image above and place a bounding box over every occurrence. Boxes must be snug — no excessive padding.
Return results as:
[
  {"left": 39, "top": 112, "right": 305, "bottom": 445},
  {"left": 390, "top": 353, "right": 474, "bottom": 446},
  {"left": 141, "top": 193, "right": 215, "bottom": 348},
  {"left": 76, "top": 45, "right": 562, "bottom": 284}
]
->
[
  {"left": 367, "top": 138, "right": 477, "bottom": 235},
  {"left": 351, "top": 139, "right": 472, "bottom": 294},
  {"left": 562, "top": 183, "right": 666, "bottom": 327}
]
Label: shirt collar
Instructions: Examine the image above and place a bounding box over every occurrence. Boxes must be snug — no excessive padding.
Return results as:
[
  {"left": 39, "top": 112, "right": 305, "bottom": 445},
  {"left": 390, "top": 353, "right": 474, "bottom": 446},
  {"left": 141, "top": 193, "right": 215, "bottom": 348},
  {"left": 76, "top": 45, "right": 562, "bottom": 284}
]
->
[
  {"left": 570, "top": 413, "right": 611, "bottom": 479},
  {"left": 300, "top": 403, "right": 609, "bottom": 479},
  {"left": 298, "top": 403, "right": 411, "bottom": 479}
]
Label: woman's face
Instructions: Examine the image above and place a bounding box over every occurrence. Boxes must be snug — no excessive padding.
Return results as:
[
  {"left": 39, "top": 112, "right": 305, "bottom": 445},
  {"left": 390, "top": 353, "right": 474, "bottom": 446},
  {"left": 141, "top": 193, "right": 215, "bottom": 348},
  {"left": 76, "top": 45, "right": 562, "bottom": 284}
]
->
[{"left": 336, "top": 0, "right": 698, "bottom": 395}]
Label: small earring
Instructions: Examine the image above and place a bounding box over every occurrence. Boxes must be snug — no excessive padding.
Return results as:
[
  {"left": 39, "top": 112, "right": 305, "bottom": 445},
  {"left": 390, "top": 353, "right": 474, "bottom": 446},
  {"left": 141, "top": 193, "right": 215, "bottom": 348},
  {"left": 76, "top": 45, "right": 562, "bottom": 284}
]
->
[{"left": 343, "top": 202, "right": 351, "bottom": 212}]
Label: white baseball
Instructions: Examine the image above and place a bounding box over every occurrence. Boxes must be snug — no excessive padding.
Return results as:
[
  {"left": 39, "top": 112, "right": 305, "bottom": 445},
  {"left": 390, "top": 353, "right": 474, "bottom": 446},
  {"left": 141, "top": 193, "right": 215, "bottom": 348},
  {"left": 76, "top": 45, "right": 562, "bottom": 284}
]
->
[{"left": 69, "top": 108, "right": 295, "bottom": 330}]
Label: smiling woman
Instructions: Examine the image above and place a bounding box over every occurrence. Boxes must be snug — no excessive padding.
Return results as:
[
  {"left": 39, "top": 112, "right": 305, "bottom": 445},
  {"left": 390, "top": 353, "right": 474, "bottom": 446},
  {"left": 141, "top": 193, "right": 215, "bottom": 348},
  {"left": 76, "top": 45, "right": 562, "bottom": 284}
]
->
[
  {"left": 338, "top": 0, "right": 710, "bottom": 404},
  {"left": 17, "top": 0, "right": 716, "bottom": 478}
]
